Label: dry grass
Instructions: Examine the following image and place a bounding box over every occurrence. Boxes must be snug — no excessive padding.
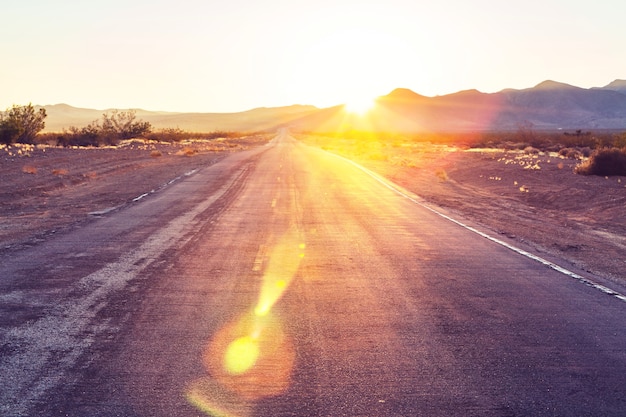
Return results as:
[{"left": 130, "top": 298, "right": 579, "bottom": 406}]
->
[
  {"left": 22, "top": 165, "right": 38, "bottom": 174},
  {"left": 176, "top": 147, "right": 198, "bottom": 157},
  {"left": 83, "top": 171, "right": 98, "bottom": 179},
  {"left": 576, "top": 148, "right": 626, "bottom": 176},
  {"left": 435, "top": 169, "right": 449, "bottom": 182},
  {"left": 52, "top": 168, "right": 69, "bottom": 176}
]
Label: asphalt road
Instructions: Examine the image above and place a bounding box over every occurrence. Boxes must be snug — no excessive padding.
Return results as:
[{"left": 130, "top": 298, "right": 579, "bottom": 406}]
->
[{"left": 1, "top": 131, "right": 625, "bottom": 417}]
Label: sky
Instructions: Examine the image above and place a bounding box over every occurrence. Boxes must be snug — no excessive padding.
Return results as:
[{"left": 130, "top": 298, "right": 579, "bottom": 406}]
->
[{"left": 1, "top": 0, "right": 625, "bottom": 113}]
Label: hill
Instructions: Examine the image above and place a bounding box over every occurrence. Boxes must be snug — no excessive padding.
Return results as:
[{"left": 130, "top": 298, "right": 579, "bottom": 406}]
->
[
  {"left": 39, "top": 104, "right": 320, "bottom": 133},
  {"left": 290, "top": 79, "right": 626, "bottom": 132},
  {"left": 595, "top": 79, "right": 626, "bottom": 95},
  {"left": 36, "top": 79, "right": 626, "bottom": 133}
]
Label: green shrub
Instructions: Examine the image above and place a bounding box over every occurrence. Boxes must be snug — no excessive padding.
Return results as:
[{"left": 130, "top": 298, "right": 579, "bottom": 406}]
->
[
  {"left": 0, "top": 104, "right": 46, "bottom": 144},
  {"left": 575, "top": 148, "right": 626, "bottom": 176},
  {"left": 101, "top": 110, "right": 151, "bottom": 140},
  {"left": 53, "top": 110, "right": 152, "bottom": 147},
  {"left": 0, "top": 117, "right": 23, "bottom": 144}
]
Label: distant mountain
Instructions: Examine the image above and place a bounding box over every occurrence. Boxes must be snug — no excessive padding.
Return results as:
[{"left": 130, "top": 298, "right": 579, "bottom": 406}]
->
[
  {"left": 595, "top": 79, "right": 626, "bottom": 95},
  {"left": 39, "top": 104, "right": 320, "bottom": 133},
  {"left": 288, "top": 79, "right": 626, "bottom": 132},
  {"left": 493, "top": 80, "right": 626, "bottom": 129},
  {"left": 38, "top": 79, "right": 626, "bottom": 133}
]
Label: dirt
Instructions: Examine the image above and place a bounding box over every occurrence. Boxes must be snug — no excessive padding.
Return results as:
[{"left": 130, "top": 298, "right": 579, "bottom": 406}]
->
[
  {"left": 0, "top": 136, "right": 269, "bottom": 252},
  {"left": 360, "top": 146, "right": 626, "bottom": 286},
  {"left": 1, "top": 135, "right": 624, "bottom": 288}
]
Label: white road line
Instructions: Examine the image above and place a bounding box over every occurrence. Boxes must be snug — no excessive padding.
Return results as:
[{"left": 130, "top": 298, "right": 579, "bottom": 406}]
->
[
  {"left": 252, "top": 244, "right": 267, "bottom": 272},
  {"left": 330, "top": 152, "right": 626, "bottom": 304},
  {"left": 132, "top": 192, "right": 150, "bottom": 202},
  {"left": 0, "top": 164, "right": 248, "bottom": 416},
  {"left": 130, "top": 169, "right": 201, "bottom": 205}
]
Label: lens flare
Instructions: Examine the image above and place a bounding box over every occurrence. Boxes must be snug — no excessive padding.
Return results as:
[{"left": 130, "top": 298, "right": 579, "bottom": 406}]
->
[
  {"left": 254, "top": 234, "right": 305, "bottom": 317},
  {"left": 224, "top": 336, "right": 260, "bottom": 375},
  {"left": 202, "top": 311, "right": 295, "bottom": 401},
  {"left": 188, "top": 228, "right": 305, "bottom": 415}
]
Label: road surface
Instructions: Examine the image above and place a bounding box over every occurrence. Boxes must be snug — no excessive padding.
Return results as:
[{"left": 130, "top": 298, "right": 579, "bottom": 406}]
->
[{"left": 1, "top": 131, "right": 625, "bottom": 416}]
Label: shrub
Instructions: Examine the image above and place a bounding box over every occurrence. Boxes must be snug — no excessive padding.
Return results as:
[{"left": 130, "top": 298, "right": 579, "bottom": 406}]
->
[
  {"left": 145, "top": 128, "right": 244, "bottom": 143},
  {"left": 579, "top": 147, "right": 592, "bottom": 158},
  {"left": 0, "top": 117, "right": 23, "bottom": 144},
  {"left": 52, "top": 168, "right": 69, "bottom": 176},
  {"left": 524, "top": 146, "right": 540, "bottom": 154},
  {"left": 0, "top": 104, "right": 46, "bottom": 144},
  {"left": 56, "top": 111, "right": 152, "bottom": 147},
  {"left": 559, "top": 148, "right": 582, "bottom": 159},
  {"left": 435, "top": 169, "right": 449, "bottom": 181},
  {"left": 575, "top": 148, "right": 626, "bottom": 176},
  {"left": 147, "top": 127, "right": 188, "bottom": 142},
  {"left": 615, "top": 132, "right": 626, "bottom": 149},
  {"left": 57, "top": 123, "right": 103, "bottom": 147},
  {"left": 22, "top": 165, "right": 38, "bottom": 174},
  {"left": 101, "top": 110, "right": 151, "bottom": 140},
  {"left": 176, "top": 147, "right": 197, "bottom": 156}
]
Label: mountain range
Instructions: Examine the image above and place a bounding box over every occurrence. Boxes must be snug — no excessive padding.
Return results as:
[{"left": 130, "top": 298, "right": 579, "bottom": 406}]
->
[
  {"left": 38, "top": 104, "right": 321, "bottom": 134},
  {"left": 38, "top": 79, "right": 626, "bottom": 133}
]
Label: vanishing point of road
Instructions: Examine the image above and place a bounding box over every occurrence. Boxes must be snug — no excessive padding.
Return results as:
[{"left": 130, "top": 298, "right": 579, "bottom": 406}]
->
[{"left": 1, "top": 131, "right": 625, "bottom": 416}]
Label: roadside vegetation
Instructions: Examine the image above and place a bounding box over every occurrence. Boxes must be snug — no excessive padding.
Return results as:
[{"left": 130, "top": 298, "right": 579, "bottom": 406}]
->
[
  {"left": 2, "top": 103, "right": 255, "bottom": 150},
  {"left": 0, "top": 104, "right": 46, "bottom": 144},
  {"left": 3, "top": 102, "right": 625, "bottom": 175},
  {"left": 298, "top": 128, "right": 626, "bottom": 176},
  {"left": 53, "top": 110, "right": 153, "bottom": 147},
  {"left": 575, "top": 148, "right": 626, "bottom": 176}
]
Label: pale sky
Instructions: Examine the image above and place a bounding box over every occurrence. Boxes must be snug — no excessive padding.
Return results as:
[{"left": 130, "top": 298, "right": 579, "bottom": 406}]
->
[{"left": 1, "top": 0, "right": 624, "bottom": 112}]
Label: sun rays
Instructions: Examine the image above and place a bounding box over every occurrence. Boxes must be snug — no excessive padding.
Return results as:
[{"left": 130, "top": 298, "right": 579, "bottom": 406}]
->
[{"left": 344, "top": 95, "right": 376, "bottom": 116}]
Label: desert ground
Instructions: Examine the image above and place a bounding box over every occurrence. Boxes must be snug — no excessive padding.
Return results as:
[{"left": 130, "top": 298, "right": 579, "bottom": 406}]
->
[
  {"left": 298, "top": 134, "right": 626, "bottom": 286},
  {"left": 1, "top": 133, "right": 624, "bottom": 288},
  {"left": 0, "top": 136, "right": 269, "bottom": 251}
]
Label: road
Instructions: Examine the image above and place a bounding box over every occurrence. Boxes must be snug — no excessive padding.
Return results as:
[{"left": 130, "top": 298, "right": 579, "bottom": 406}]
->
[{"left": 1, "top": 131, "right": 625, "bottom": 416}]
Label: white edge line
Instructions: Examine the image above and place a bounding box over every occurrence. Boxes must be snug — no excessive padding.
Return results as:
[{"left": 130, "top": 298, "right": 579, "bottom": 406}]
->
[
  {"left": 132, "top": 192, "right": 150, "bottom": 202},
  {"left": 131, "top": 169, "right": 200, "bottom": 203},
  {"left": 92, "top": 169, "right": 202, "bottom": 216},
  {"left": 329, "top": 152, "right": 626, "bottom": 304}
]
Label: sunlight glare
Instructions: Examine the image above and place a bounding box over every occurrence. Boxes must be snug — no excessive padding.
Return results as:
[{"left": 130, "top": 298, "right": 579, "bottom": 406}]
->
[
  {"left": 224, "top": 336, "right": 259, "bottom": 375},
  {"left": 344, "top": 95, "right": 375, "bottom": 115},
  {"left": 188, "top": 228, "right": 303, "bottom": 414}
]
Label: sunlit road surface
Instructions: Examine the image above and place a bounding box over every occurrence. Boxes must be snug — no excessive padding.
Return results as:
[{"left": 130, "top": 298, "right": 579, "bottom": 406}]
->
[{"left": 1, "top": 131, "right": 626, "bottom": 417}]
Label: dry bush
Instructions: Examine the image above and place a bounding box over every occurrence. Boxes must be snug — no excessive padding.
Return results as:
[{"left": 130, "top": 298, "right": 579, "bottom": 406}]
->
[
  {"left": 150, "top": 150, "right": 163, "bottom": 158},
  {"left": 391, "top": 156, "right": 417, "bottom": 167},
  {"left": 145, "top": 128, "right": 243, "bottom": 143},
  {"left": 52, "top": 168, "right": 69, "bottom": 176},
  {"left": 435, "top": 169, "right": 449, "bottom": 182},
  {"left": 22, "top": 165, "right": 37, "bottom": 174},
  {"left": 83, "top": 171, "right": 98, "bottom": 179},
  {"left": 462, "top": 130, "right": 625, "bottom": 152},
  {"left": 524, "top": 146, "right": 540, "bottom": 154},
  {"left": 576, "top": 148, "right": 626, "bottom": 176},
  {"left": 559, "top": 148, "right": 583, "bottom": 159},
  {"left": 176, "top": 147, "right": 197, "bottom": 156}
]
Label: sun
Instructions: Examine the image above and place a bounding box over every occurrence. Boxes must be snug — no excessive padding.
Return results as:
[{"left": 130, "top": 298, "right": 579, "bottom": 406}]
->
[{"left": 344, "top": 95, "right": 376, "bottom": 115}]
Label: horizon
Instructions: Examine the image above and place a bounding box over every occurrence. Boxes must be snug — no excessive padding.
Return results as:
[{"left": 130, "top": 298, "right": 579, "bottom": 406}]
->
[
  {"left": 29, "top": 78, "right": 625, "bottom": 114},
  {"left": 2, "top": 0, "right": 625, "bottom": 113}
]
